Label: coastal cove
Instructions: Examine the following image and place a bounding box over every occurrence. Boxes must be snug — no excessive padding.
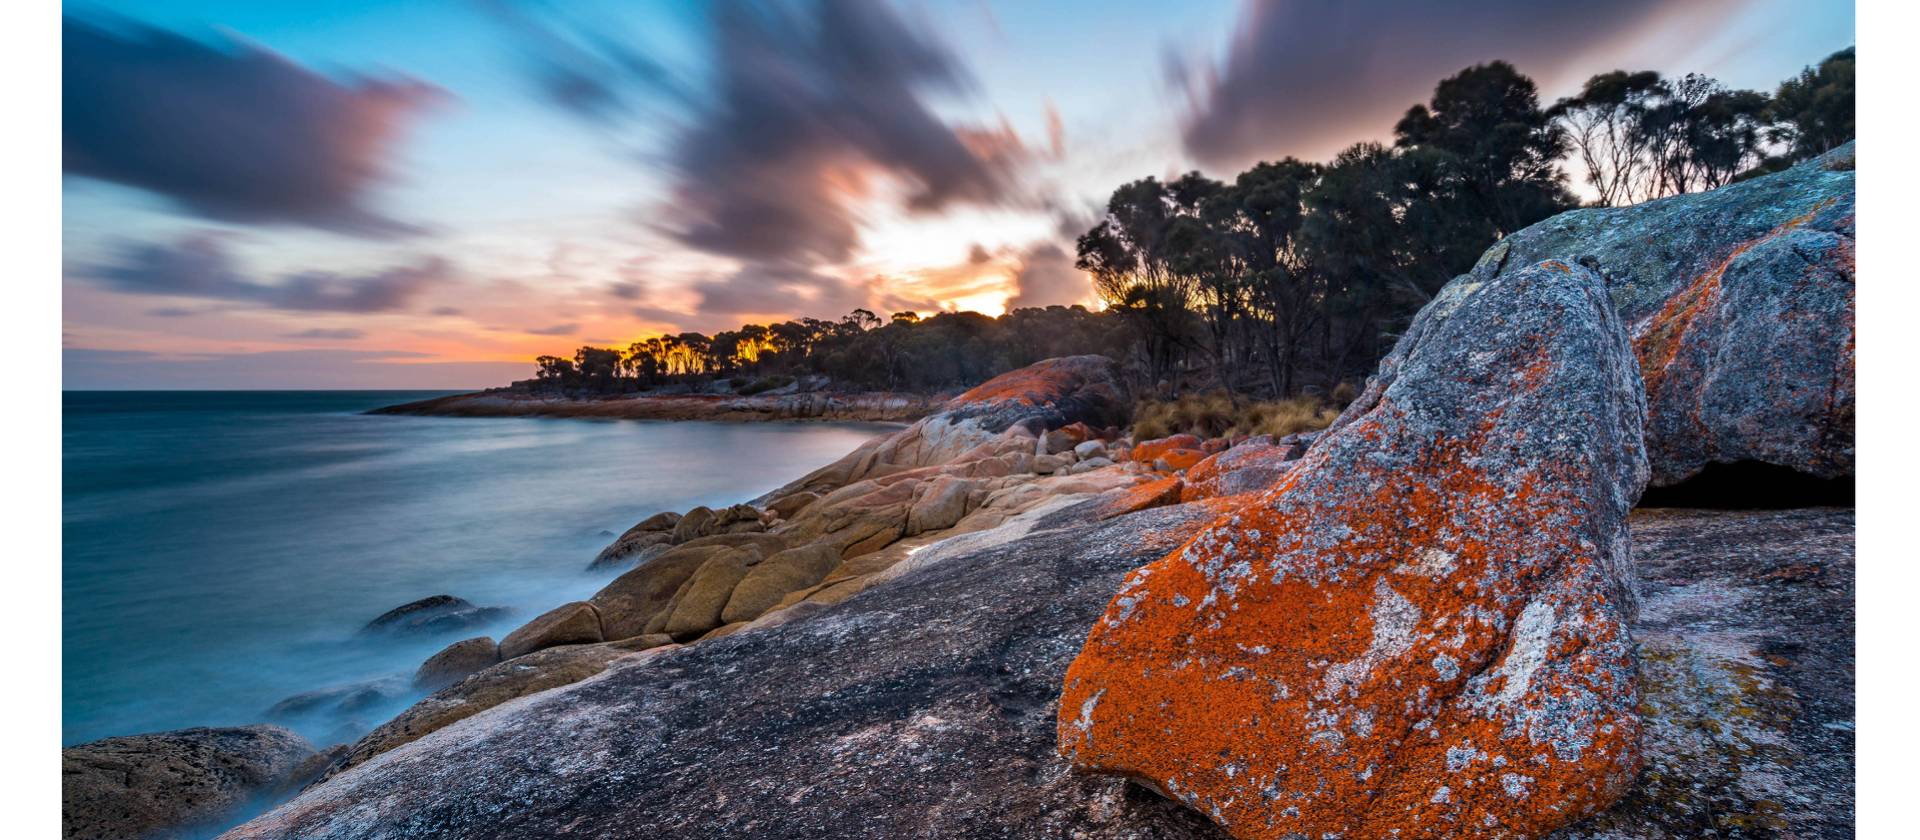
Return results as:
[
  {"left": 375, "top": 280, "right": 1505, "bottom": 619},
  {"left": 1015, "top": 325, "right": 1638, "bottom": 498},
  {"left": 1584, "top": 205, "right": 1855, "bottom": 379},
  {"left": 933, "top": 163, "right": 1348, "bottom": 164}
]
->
[{"left": 62, "top": 390, "right": 896, "bottom": 748}]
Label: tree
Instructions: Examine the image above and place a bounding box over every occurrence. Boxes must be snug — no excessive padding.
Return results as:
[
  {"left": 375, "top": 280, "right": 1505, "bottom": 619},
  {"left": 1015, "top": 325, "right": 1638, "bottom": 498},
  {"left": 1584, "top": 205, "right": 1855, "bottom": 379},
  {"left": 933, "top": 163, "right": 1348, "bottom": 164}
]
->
[
  {"left": 1550, "top": 70, "right": 1664, "bottom": 206},
  {"left": 1393, "top": 61, "right": 1573, "bottom": 235},
  {"left": 1771, "top": 47, "right": 1854, "bottom": 161},
  {"left": 1229, "top": 158, "right": 1323, "bottom": 395}
]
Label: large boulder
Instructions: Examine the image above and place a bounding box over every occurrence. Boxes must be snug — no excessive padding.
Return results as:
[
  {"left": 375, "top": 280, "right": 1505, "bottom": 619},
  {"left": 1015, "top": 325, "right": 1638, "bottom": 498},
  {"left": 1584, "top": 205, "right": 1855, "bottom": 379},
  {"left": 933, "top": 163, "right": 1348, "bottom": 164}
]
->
[
  {"left": 752, "top": 356, "right": 1128, "bottom": 507},
  {"left": 658, "top": 550, "right": 754, "bottom": 638},
  {"left": 939, "top": 355, "right": 1131, "bottom": 434},
  {"left": 1436, "top": 143, "right": 1855, "bottom": 485},
  {"left": 590, "top": 544, "right": 737, "bottom": 640},
  {"left": 1059, "top": 261, "right": 1650, "bottom": 838},
  {"left": 720, "top": 543, "right": 842, "bottom": 624},
  {"left": 497, "top": 601, "right": 603, "bottom": 661},
  {"left": 64, "top": 725, "right": 316, "bottom": 840}
]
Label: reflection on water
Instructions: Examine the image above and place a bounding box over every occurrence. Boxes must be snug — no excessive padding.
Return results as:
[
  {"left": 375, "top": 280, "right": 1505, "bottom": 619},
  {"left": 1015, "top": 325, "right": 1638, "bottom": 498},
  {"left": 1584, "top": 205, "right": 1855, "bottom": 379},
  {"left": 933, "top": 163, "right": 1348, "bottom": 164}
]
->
[{"left": 62, "top": 390, "right": 892, "bottom": 747}]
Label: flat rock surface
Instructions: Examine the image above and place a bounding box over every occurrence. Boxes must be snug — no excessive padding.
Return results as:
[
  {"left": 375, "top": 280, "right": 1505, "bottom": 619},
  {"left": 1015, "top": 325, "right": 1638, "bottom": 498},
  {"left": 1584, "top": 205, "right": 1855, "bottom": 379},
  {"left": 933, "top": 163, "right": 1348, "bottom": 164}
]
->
[
  {"left": 226, "top": 504, "right": 1851, "bottom": 840},
  {"left": 64, "top": 725, "right": 315, "bottom": 840}
]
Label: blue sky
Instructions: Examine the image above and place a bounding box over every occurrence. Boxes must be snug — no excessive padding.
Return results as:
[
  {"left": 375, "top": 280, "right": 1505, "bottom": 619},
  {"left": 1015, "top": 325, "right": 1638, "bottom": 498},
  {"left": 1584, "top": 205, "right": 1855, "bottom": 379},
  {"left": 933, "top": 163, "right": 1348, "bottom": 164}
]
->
[{"left": 62, "top": 0, "right": 1855, "bottom": 388}]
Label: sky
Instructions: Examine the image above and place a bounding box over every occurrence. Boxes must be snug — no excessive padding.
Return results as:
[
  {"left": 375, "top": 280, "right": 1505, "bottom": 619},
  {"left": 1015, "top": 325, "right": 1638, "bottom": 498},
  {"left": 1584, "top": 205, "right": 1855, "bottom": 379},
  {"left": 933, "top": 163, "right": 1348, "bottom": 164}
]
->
[{"left": 61, "top": 0, "right": 1855, "bottom": 389}]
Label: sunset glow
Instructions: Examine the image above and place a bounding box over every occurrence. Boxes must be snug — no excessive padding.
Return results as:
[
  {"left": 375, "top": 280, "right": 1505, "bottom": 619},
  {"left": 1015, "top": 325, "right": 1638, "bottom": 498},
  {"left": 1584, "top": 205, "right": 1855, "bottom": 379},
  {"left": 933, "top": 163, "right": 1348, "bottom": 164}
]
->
[{"left": 62, "top": 0, "right": 1854, "bottom": 388}]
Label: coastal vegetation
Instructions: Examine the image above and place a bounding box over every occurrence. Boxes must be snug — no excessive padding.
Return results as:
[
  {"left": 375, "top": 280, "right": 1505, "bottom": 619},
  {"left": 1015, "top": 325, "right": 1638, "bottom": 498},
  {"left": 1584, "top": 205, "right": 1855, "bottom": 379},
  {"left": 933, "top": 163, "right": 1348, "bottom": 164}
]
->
[{"left": 521, "top": 50, "right": 1852, "bottom": 407}]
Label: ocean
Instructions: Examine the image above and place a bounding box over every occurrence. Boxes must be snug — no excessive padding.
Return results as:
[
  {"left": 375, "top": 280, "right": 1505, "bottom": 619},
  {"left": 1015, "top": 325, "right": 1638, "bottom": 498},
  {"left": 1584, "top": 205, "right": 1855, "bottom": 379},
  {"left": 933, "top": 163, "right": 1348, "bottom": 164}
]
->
[{"left": 62, "top": 390, "right": 894, "bottom": 747}]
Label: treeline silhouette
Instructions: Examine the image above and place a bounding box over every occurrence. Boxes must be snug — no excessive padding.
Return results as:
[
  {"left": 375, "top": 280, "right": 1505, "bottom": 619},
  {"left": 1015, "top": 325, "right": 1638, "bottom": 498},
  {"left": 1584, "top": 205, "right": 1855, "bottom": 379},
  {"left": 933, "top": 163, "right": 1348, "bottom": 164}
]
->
[{"left": 527, "top": 49, "right": 1854, "bottom": 400}]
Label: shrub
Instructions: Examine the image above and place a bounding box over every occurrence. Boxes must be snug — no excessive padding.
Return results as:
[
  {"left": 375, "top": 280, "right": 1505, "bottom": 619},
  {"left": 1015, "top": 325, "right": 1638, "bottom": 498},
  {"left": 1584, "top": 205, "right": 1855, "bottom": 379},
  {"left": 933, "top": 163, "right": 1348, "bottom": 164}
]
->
[{"left": 1131, "top": 392, "right": 1340, "bottom": 440}]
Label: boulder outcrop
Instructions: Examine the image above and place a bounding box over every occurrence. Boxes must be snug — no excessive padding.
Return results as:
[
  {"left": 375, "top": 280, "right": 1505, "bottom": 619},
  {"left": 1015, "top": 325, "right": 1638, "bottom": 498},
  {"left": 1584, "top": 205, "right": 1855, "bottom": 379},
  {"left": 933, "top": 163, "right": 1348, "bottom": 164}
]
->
[
  {"left": 1426, "top": 143, "right": 1855, "bottom": 485},
  {"left": 497, "top": 601, "right": 604, "bottom": 660},
  {"left": 64, "top": 725, "right": 316, "bottom": 840},
  {"left": 222, "top": 499, "right": 1851, "bottom": 839},
  {"left": 1059, "top": 260, "right": 1650, "bottom": 838},
  {"left": 413, "top": 636, "right": 500, "bottom": 691}
]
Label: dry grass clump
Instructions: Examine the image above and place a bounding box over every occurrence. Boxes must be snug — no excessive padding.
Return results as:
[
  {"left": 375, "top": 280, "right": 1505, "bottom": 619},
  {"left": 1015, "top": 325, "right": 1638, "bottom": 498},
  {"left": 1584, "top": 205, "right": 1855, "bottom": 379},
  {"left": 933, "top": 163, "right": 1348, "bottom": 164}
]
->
[{"left": 1131, "top": 391, "right": 1343, "bottom": 441}]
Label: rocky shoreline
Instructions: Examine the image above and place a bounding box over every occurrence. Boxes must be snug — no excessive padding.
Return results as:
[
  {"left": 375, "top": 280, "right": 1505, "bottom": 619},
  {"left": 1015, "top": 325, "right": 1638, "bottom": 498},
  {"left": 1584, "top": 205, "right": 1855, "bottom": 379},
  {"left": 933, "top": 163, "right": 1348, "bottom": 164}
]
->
[
  {"left": 64, "top": 145, "right": 1855, "bottom": 839},
  {"left": 369, "top": 388, "right": 946, "bottom": 423}
]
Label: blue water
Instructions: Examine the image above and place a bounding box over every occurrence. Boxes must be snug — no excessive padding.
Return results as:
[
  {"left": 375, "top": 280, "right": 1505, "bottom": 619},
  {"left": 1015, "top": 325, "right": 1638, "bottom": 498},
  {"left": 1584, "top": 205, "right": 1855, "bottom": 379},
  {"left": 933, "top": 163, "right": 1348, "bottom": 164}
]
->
[{"left": 62, "top": 391, "right": 893, "bottom": 747}]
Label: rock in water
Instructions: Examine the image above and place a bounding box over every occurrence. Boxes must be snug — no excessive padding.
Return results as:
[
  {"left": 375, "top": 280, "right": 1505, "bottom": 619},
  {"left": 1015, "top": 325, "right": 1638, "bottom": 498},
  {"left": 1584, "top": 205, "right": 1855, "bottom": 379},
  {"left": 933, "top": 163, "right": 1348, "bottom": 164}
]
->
[
  {"left": 63, "top": 725, "right": 316, "bottom": 840},
  {"left": 1447, "top": 143, "right": 1854, "bottom": 485},
  {"left": 360, "top": 594, "right": 508, "bottom": 636},
  {"left": 1058, "top": 261, "right": 1650, "bottom": 839}
]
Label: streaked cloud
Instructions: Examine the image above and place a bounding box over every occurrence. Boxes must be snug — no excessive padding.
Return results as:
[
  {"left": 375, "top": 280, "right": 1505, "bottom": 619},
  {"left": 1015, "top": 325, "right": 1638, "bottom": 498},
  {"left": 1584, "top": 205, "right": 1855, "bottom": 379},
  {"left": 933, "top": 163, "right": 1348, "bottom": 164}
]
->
[
  {"left": 78, "top": 235, "right": 450, "bottom": 313},
  {"left": 63, "top": 14, "right": 443, "bottom": 236},
  {"left": 1176, "top": 0, "right": 1740, "bottom": 168}
]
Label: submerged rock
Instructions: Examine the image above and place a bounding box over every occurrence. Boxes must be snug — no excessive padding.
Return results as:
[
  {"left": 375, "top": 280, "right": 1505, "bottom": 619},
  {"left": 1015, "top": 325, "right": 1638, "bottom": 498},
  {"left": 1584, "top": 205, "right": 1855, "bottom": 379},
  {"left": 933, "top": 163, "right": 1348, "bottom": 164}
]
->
[
  {"left": 360, "top": 595, "right": 508, "bottom": 636},
  {"left": 64, "top": 725, "right": 315, "bottom": 840},
  {"left": 264, "top": 678, "right": 407, "bottom": 723},
  {"left": 1059, "top": 261, "right": 1650, "bottom": 838}
]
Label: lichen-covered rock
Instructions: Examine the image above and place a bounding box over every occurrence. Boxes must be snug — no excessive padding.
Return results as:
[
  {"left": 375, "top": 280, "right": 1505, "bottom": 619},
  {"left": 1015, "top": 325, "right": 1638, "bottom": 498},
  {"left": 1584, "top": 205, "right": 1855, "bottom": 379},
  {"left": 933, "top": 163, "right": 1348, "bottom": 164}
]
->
[
  {"left": 221, "top": 500, "right": 1850, "bottom": 840},
  {"left": 63, "top": 725, "right": 315, "bottom": 840},
  {"left": 1128, "top": 434, "right": 1202, "bottom": 465},
  {"left": 413, "top": 636, "right": 499, "bottom": 691},
  {"left": 1059, "top": 260, "right": 1650, "bottom": 839},
  {"left": 497, "top": 601, "right": 603, "bottom": 661},
  {"left": 1435, "top": 143, "right": 1854, "bottom": 485},
  {"left": 1177, "top": 440, "right": 1298, "bottom": 503},
  {"left": 1553, "top": 507, "right": 1854, "bottom": 839},
  {"left": 940, "top": 355, "right": 1130, "bottom": 434}
]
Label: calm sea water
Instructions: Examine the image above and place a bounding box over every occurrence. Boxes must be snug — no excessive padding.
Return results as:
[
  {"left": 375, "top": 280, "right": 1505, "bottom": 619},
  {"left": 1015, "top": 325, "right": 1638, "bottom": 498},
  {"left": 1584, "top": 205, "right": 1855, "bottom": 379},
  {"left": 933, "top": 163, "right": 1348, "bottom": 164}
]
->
[{"left": 62, "top": 391, "right": 893, "bottom": 747}]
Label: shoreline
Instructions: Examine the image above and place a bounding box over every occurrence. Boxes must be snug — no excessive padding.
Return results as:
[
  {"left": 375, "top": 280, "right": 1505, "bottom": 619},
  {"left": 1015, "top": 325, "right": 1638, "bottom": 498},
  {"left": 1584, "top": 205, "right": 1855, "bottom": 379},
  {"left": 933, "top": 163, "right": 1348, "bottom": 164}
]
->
[{"left": 368, "top": 389, "right": 949, "bottom": 424}]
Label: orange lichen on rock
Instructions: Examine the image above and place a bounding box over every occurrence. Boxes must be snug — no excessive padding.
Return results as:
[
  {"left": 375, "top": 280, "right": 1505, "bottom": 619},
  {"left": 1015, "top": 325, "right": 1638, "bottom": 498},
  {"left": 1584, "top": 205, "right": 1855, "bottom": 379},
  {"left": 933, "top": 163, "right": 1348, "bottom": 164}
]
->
[
  {"left": 1130, "top": 434, "right": 1203, "bottom": 465},
  {"left": 1625, "top": 194, "right": 1852, "bottom": 482},
  {"left": 1154, "top": 448, "right": 1207, "bottom": 472},
  {"left": 1059, "top": 260, "right": 1650, "bottom": 839},
  {"left": 1096, "top": 475, "right": 1185, "bottom": 520},
  {"left": 1177, "top": 441, "right": 1303, "bottom": 504}
]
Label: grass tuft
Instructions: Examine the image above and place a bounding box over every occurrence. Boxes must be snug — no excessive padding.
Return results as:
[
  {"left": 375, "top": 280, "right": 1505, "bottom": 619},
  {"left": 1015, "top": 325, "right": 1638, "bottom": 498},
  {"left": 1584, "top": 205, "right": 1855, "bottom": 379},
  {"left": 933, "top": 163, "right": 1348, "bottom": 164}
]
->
[{"left": 1131, "top": 391, "right": 1342, "bottom": 440}]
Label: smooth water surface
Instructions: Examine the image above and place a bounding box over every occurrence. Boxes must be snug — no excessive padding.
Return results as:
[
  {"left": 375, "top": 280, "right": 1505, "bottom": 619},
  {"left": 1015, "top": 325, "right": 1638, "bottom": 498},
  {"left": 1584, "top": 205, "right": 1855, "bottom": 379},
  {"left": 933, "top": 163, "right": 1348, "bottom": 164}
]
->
[{"left": 63, "top": 391, "right": 893, "bottom": 746}]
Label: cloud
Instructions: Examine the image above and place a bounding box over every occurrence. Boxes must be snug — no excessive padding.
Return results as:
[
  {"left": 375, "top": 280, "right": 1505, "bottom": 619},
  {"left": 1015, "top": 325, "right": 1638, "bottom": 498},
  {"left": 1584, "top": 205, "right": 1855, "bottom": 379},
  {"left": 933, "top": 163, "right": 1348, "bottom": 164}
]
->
[
  {"left": 145, "top": 307, "right": 197, "bottom": 318},
  {"left": 63, "top": 15, "right": 443, "bottom": 236},
  {"left": 1006, "top": 242, "right": 1093, "bottom": 310},
  {"left": 1177, "top": 0, "right": 1736, "bottom": 168},
  {"left": 607, "top": 281, "right": 645, "bottom": 300},
  {"left": 430, "top": 306, "right": 465, "bottom": 317},
  {"left": 477, "top": 0, "right": 688, "bottom": 122},
  {"left": 658, "top": 0, "right": 1035, "bottom": 268},
  {"left": 284, "top": 328, "right": 367, "bottom": 340},
  {"left": 525, "top": 323, "right": 580, "bottom": 335},
  {"left": 499, "top": 0, "right": 1041, "bottom": 323},
  {"left": 80, "top": 235, "right": 449, "bottom": 313}
]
